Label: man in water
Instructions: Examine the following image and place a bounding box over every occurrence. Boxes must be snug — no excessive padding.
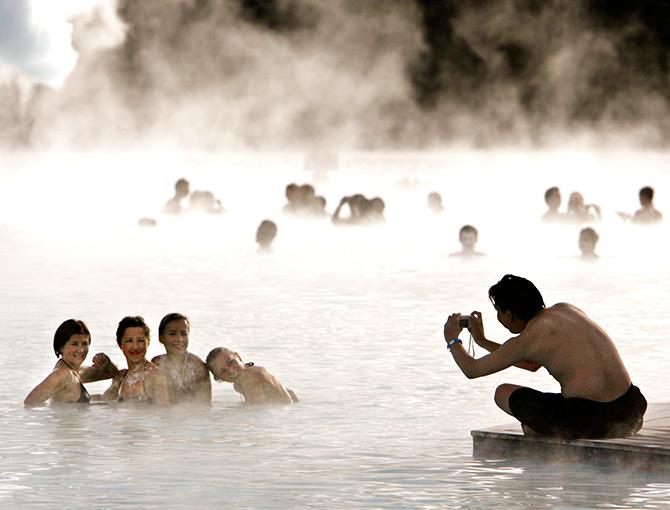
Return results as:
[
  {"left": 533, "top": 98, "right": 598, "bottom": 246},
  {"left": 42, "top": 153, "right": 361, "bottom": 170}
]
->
[
  {"left": 619, "top": 186, "right": 663, "bottom": 225},
  {"left": 256, "top": 219, "right": 278, "bottom": 251},
  {"left": 449, "top": 225, "right": 485, "bottom": 257},
  {"left": 541, "top": 186, "right": 562, "bottom": 223},
  {"left": 443, "top": 274, "right": 647, "bottom": 439},
  {"left": 163, "top": 178, "right": 190, "bottom": 214},
  {"left": 578, "top": 227, "right": 599, "bottom": 260},
  {"left": 206, "top": 347, "right": 297, "bottom": 405},
  {"left": 633, "top": 187, "right": 662, "bottom": 224}
]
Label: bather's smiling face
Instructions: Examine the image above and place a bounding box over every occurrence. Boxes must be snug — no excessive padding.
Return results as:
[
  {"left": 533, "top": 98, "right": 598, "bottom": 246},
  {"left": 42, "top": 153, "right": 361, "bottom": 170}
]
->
[
  {"left": 120, "top": 327, "right": 149, "bottom": 364},
  {"left": 209, "top": 352, "right": 244, "bottom": 383},
  {"left": 160, "top": 319, "right": 190, "bottom": 355},
  {"left": 61, "top": 334, "right": 90, "bottom": 369}
]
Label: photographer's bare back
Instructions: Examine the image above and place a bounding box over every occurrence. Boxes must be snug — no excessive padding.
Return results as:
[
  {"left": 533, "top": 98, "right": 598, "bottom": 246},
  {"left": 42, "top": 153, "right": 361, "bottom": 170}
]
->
[{"left": 444, "top": 274, "right": 647, "bottom": 439}]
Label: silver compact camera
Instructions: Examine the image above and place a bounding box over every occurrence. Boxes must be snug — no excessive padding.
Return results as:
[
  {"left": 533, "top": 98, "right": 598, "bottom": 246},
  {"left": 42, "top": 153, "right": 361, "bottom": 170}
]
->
[{"left": 459, "top": 315, "right": 471, "bottom": 328}]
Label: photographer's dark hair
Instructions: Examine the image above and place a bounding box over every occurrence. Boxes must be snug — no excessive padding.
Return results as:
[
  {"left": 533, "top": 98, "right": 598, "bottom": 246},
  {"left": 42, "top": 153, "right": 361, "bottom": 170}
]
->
[
  {"left": 489, "top": 274, "right": 545, "bottom": 322},
  {"left": 115, "top": 316, "right": 150, "bottom": 346},
  {"left": 158, "top": 312, "right": 190, "bottom": 337},
  {"left": 53, "top": 319, "right": 90, "bottom": 357}
]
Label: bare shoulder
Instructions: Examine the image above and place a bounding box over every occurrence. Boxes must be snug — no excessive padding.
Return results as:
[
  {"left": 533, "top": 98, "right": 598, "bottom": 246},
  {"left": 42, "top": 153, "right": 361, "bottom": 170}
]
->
[
  {"left": 47, "top": 366, "right": 73, "bottom": 386},
  {"left": 147, "top": 361, "right": 162, "bottom": 372},
  {"left": 533, "top": 303, "right": 585, "bottom": 324},
  {"left": 248, "top": 366, "right": 274, "bottom": 381},
  {"left": 147, "top": 363, "right": 169, "bottom": 383},
  {"left": 151, "top": 354, "right": 167, "bottom": 366},
  {"left": 146, "top": 361, "right": 165, "bottom": 376},
  {"left": 187, "top": 353, "right": 207, "bottom": 368},
  {"left": 187, "top": 353, "right": 209, "bottom": 376}
]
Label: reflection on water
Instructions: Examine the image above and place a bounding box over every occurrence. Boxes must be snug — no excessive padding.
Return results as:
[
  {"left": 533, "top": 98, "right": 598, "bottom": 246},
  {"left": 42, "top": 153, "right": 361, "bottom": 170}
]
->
[{"left": 1, "top": 151, "right": 669, "bottom": 508}]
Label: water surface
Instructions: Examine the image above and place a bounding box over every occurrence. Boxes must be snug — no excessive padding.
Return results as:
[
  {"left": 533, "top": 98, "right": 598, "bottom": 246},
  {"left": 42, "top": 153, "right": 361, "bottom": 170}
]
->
[{"left": 1, "top": 150, "right": 669, "bottom": 508}]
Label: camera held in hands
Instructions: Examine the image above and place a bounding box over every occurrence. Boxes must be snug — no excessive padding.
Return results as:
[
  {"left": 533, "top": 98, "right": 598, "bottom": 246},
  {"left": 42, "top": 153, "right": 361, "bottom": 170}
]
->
[{"left": 459, "top": 315, "right": 471, "bottom": 328}]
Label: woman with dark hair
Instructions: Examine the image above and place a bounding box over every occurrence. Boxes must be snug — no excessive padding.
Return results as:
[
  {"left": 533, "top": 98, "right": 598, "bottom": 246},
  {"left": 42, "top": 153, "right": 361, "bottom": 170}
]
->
[
  {"left": 101, "top": 316, "right": 170, "bottom": 405},
  {"left": 151, "top": 313, "right": 211, "bottom": 404},
  {"left": 24, "top": 319, "right": 118, "bottom": 407}
]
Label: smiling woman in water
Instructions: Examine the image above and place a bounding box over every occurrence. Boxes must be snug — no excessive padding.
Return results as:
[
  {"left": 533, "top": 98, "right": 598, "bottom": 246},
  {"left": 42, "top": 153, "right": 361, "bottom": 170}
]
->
[
  {"left": 24, "top": 319, "right": 118, "bottom": 407},
  {"left": 101, "top": 316, "right": 170, "bottom": 405},
  {"left": 151, "top": 313, "right": 211, "bottom": 404}
]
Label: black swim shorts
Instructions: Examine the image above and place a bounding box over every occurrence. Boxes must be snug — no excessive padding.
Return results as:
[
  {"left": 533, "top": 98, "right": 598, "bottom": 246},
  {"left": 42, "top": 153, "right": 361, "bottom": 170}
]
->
[{"left": 508, "top": 384, "right": 647, "bottom": 439}]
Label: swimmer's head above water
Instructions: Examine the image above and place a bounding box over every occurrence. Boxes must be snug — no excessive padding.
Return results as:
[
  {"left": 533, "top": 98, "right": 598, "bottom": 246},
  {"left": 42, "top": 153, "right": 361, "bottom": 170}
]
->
[
  {"left": 158, "top": 313, "right": 190, "bottom": 355},
  {"left": 116, "top": 316, "right": 151, "bottom": 366},
  {"left": 206, "top": 347, "right": 243, "bottom": 382},
  {"left": 53, "top": 319, "right": 90, "bottom": 358}
]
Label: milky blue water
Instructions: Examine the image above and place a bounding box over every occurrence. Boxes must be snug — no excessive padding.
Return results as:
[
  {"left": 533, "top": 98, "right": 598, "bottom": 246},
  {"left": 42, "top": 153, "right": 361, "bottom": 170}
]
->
[{"left": 1, "top": 150, "right": 669, "bottom": 509}]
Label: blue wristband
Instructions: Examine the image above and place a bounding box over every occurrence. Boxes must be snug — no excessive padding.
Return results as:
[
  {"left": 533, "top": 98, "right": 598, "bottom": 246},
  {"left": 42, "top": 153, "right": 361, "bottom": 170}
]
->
[{"left": 447, "top": 338, "right": 462, "bottom": 350}]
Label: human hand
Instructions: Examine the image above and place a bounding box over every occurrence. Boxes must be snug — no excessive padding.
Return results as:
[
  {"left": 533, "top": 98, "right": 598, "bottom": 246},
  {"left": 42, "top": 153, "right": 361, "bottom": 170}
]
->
[
  {"left": 92, "top": 353, "right": 111, "bottom": 367},
  {"left": 443, "top": 313, "right": 463, "bottom": 342},
  {"left": 469, "top": 311, "right": 486, "bottom": 345}
]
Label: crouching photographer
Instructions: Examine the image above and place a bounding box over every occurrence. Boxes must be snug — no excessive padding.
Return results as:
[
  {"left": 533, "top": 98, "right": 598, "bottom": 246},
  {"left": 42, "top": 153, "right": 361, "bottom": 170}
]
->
[{"left": 443, "top": 274, "right": 646, "bottom": 440}]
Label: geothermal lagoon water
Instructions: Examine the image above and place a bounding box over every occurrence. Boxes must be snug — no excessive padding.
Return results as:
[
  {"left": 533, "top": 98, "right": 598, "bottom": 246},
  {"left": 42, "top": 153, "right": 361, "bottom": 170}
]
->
[{"left": 1, "top": 150, "right": 669, "bottom": 508}]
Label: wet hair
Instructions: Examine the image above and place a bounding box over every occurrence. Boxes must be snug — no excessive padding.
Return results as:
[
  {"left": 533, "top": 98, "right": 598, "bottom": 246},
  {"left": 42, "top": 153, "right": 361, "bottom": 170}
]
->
[
  {"left": 53, "top": 319, "right": 90, "bottom": 357},
  {"left": 205, "top": 347, "right": 241, "bottom": 368},
  {"left": 158, "top": 313, "right": 190, "bottom": 337},
  {"left": 115, "top": 316, "right": 150, "bottom": 347},
  {"left": 428, "top": 191, "right": 442, "bottom": 203},
  {"left": 285, "top": 183, "right": 298, "bottom": 197},
  {"left": 459, "top": 224, "right": 478, "bottom": 239},
  {"left": 256, "top": 220, "right": 278, "bottom": 245},
  {"left": 369, "top": 197, "right": 385, "bottom": 213},
  {"left": 488, "top": 274, "right": 545, "bottom": 322},
  {"left": 580, "top": 227, "right": 599, "bottom": 244},
  {"left": 544, "top": 187, "right": 559, "bottom": 203},
  {"left": 639, "top": 186, "right": 654, "bottom": 201}
]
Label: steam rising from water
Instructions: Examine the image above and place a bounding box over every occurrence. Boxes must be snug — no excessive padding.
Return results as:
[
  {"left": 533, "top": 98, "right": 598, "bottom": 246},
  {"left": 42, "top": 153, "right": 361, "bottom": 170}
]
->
[{"left": 1, "top": 0, "right": 669, "bottom": 150}]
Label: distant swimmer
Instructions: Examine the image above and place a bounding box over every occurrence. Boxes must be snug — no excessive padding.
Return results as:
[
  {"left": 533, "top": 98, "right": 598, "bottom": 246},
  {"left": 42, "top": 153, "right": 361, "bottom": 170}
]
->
[
  {"left": 449, "top": 225, "right": 485, "bottom": 257},
  {"left": 151, "top": 313, "right": 211, "bottom": 404},
  {"left": 427, "top": 192, "right": 444, "bottom": 214},
  {"left": 443, "top": 274, "right": 647, "bottom": 439},
  {"left": 367, "top": 197, "right": 385, "bottom": 223},
  {"left": 206, "top": 347, "right": 298, "bottom": 405},
  {"left": 541, "top": 186, "right": 563, "bottom": 223},
  {"left": 101, "top": 316, "right": 170, "bottom": 405},
  {"left": 138, "top": 217, "right": 157, "bottom": 227},
  {"left": 283, "top": 183, "right": 327, "bottom": 217},
  {"left": 332, "top": 194, "right": 364, "bottom": 225},
  {"left": 282, "top": 183, "right": 300, "bottom": 214},
  {"left": 332, "top": 194, "right": 384, "bottom": 225},
  {"left": 617, "top": 186, "right": 663, "bottom": 225},
  {"left": 255, "top": 219, "right": 278, "bottom": 252},
  {"left": 579, "top": 227, "right": 599, "bottom": 260},
  {"left": 163, "top": 178, "right": 190, "bottom": 215},
  {"left": 566, "top": 191, "right": 601, "bottom": 224},
  {"left": 188, "top": 190, "right": 225, "bottom": 214},
  {"left": 24, "top": 319, "right": 118, "bottom": 407}
]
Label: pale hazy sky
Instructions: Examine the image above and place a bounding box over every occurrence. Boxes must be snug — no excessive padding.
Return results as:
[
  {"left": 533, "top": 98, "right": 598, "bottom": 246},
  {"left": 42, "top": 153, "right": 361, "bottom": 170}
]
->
[{"left": 0, "top": 0, "right": 86, "bottom": 86}]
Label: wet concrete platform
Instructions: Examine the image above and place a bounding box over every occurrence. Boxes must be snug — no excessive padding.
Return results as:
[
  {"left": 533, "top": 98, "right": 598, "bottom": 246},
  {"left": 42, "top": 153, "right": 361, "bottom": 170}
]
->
[{"left": 471, "top": 403, "right": 670, "bottom": 470}]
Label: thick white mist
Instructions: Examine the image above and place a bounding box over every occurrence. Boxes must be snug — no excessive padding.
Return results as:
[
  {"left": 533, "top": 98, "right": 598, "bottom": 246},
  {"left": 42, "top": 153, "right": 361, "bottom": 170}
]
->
[{"left": 1, "top": 150, "right": 669, "bottom": 508}]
